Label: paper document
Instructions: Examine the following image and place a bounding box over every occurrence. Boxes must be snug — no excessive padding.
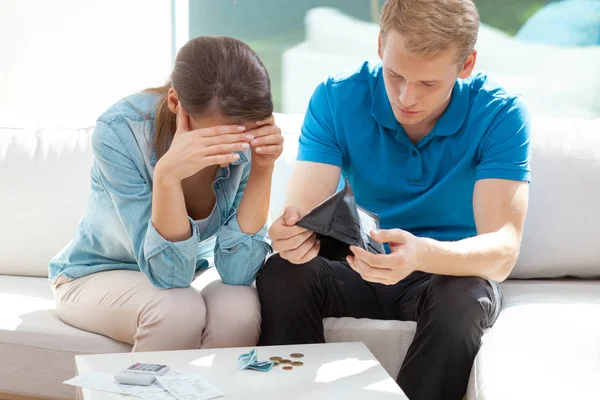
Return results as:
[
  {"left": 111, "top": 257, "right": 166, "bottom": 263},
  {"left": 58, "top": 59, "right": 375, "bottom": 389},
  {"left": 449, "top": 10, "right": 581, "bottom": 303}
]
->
[
  {"left": 65, "top": 370, "right": 222, "bottom": 400},
  {"left": 157, "top": 370, "right": 224, "bottom": 400}
]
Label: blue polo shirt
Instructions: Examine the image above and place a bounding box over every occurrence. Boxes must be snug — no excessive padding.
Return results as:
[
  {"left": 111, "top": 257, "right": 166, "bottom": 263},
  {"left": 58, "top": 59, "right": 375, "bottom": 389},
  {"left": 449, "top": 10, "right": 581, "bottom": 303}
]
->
[{"left": 298, "top": 61, "right": 531, "bottom": 242}]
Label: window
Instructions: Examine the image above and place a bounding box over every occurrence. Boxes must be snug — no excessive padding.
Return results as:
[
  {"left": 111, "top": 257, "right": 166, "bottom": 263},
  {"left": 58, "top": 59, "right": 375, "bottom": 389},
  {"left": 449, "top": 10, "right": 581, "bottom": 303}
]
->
[{"left": 185, "top": 0, "right": 600, "bottom": 119}]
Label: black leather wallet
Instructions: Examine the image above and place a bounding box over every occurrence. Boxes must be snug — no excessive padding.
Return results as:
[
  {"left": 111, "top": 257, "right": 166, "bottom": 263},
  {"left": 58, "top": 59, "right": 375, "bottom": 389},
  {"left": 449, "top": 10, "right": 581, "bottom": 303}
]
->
[{"left": 296, "top": 178, "right": 386, "bottom": 261}]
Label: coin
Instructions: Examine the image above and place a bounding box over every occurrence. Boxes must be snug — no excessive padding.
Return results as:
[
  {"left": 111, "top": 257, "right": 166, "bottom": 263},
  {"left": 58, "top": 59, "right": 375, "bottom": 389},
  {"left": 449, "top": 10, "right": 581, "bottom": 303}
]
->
[
  {"left": 280, "top": 359, "right": 292, "bottom": 364},
  {"left": 290, "top": 353, "right": 304, "bottom": 359},
  {"left": 269, "top": 357, "right": 282, "bottom": 362},
  {"left": 282, "top": 366, "right": 293, "bottom": 371},
  {"left": 291, "top": 361, "right": 304, "bottom": 367}
]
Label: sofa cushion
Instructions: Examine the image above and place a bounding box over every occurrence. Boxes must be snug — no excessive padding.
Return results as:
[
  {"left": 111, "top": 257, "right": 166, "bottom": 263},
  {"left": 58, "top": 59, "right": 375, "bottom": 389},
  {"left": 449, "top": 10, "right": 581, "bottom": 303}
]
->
[
  {"left": 324, "top": 317, "right": 416, "bottom": 380},
  {"left": 467, "top": 279, "right": 600, "bottom": 400},
  {"left": 0, "top": 126, "right": 94, "bottom": 277},
  {"left": 0, "top": 275, "right": 131, "bottom": 399}
]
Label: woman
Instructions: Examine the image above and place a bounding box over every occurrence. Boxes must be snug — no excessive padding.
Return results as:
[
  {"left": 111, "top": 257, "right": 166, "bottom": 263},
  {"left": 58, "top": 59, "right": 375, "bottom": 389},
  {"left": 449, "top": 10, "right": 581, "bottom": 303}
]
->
[{"left": 48, "top": 36, "right": 283, "bottom": 351}]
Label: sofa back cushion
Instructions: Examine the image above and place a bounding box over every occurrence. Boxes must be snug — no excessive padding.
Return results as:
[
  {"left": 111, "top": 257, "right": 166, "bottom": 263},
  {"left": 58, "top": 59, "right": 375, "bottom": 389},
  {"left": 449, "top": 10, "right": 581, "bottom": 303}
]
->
[
  {"left": 1, "top": 115, "right": 598, "bottom": 279},
  {"left": 510, "top": 117, "right": 600, "bottom": 279},
  {"left": 0, "top": 125, "right": 94, "bottom": 277}
]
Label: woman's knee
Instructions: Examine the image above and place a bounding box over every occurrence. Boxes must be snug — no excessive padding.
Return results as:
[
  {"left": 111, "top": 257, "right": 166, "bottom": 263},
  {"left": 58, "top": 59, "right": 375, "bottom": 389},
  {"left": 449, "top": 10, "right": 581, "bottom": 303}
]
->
[
  {"left": 200, "top": 281, "right": 261, "bottom": 348},
  {"left": 135, "top": 287, "right": 207, "bottom": 351}
]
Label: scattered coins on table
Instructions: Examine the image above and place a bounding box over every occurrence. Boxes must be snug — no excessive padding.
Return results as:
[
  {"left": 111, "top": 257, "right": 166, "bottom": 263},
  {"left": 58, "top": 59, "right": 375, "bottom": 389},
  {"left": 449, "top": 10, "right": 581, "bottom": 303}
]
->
[{"left": 268, "top": 353, "right": 306, "bottom": 371}]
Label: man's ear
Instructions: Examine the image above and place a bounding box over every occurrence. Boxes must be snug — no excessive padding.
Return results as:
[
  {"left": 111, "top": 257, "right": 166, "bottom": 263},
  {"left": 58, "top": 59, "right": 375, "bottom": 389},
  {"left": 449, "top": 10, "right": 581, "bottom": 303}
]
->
[
  {"left": 378, "top": 33, "right": 384, "bottom": 60},
  {"left": 167, "top": 87, "right": 179, "bottom": 114},
  {"left": 458, "top": 50, "right": 477, "bottom": 79}
]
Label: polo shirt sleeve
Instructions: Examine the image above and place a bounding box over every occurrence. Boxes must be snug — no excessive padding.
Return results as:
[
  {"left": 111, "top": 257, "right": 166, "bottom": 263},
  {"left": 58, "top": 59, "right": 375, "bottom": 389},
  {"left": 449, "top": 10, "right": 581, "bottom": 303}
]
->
[
  {"left": 475, "top": 96, "right": 532, "bottom": 183},
  {"left": 297, "top": 78, "right": 344, "bottom": 167}
]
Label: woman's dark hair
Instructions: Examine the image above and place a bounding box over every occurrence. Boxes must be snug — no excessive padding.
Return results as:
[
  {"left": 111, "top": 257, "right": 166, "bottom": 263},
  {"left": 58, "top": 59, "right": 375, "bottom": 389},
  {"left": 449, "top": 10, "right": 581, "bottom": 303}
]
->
[{"left": 145, "top": 36, "right": 273, "bottom": 158}]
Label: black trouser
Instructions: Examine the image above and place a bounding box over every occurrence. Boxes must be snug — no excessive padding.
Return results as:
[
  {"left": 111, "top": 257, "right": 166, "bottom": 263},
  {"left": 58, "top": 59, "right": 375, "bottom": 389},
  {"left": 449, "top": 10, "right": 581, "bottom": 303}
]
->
[{"left": 257, "top": 254, "right": 502, "bottom": 400}]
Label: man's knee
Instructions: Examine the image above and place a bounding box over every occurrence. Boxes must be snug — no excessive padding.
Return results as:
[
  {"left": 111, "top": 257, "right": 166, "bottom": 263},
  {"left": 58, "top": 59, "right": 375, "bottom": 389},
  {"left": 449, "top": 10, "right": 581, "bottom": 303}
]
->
[
  {"left": 200, "top": 281, "right": 261, "bottom": 348},
  {"left": 256, "top": 254, "right": 324, "bottom": 302},
  {"left": 425, "top": 275, "right": 496, "bottom": 334}
]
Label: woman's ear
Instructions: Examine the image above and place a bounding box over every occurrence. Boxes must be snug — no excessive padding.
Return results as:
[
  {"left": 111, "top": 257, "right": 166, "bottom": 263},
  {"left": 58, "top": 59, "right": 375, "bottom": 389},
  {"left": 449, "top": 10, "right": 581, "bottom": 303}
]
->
[{"left": 167, "top": 87, "right": 179, "bottom": 114}]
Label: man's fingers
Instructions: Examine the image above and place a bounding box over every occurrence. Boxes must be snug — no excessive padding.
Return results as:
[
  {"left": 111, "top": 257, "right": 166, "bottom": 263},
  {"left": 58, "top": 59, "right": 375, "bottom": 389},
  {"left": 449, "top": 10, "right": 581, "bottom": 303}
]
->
[
  {"left": 293, "top": 239, "right": 320, "bottom": 264},
  {"left": 270, "top": 220, "right": 307, "bottom": 242},
  {"left": 274, "top": 229, "right": 314, "bottom": 253},
  {"left": 348, "top": 255, "right": 392, "bottom": 284},
  {"left": 282, "top": 206, "right": 302, "bottom": 226},
  {"left": 284, "top": 238, "right": 319, "bottom": 265},
  {"left": 370, "top": 228, "right": 410, "bottom": 244},
  {"left": 350, "top": 246, "right": 394, "bottom": 269},
  {"left": 280, "top": 234, "right": 316, "bottom": 261}
]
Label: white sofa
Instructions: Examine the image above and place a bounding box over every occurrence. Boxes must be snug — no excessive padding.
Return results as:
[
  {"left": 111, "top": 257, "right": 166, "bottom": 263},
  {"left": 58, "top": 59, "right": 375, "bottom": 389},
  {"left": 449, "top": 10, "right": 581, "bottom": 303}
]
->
[
  {"left": 1, "top": 112, "right": 599, "bottom": 400},
  {"left": 282, "top": 8, "right": 600, "bottom": 120}
]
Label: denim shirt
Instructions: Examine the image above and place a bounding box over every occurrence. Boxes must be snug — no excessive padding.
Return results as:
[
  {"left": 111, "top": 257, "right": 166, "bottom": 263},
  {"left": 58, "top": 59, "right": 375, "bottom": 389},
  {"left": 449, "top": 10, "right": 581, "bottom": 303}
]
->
[{"left": 49, "top": 92, "right": 272, "bottom": 288}]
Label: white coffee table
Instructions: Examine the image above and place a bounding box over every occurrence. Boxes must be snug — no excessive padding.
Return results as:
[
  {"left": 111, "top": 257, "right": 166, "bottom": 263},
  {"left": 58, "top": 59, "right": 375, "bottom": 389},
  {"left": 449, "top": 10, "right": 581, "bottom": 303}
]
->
[{"left": 75, "top": 341, "right": 407, "bottom": 399}]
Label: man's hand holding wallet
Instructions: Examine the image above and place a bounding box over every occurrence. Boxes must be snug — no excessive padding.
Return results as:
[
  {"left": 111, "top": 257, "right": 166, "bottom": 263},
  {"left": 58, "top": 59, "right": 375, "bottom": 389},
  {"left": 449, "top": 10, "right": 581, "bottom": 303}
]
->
[
  {"left": 269, "top": 205, "right": 322, "bottom": 265},
  {"left": 269, "top": 179, "right": 421, "bottom": 285}
]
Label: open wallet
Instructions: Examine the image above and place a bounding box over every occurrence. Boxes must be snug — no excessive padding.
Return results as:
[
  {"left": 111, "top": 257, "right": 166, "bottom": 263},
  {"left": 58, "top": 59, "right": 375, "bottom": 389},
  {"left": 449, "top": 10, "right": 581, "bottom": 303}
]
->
[{"left": 296, "top": 178, "right": 386, "bottom": 262}]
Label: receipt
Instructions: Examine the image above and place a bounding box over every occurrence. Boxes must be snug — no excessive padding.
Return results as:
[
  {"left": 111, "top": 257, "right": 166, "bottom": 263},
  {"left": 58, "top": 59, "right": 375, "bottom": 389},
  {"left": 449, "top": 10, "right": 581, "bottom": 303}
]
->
[
  {"left": 64, "top": 370, "right": 222, "bottom": 400},
  {"left": 64, "top": 372, "right": 125, "bottom": 395},
  {"left": 156, "top": 370, "right": 223, "bottom": 400}
]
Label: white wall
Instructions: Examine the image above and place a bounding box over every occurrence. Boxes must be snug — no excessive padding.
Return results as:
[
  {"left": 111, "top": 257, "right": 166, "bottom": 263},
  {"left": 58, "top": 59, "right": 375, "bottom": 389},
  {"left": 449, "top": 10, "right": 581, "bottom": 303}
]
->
[{"left": 0, "top": 0, "right": 173, "bottom": 126}]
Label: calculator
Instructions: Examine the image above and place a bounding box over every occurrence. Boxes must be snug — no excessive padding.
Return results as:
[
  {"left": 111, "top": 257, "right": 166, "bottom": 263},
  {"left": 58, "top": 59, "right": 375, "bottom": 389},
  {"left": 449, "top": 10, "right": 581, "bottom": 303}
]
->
[{"left": 114, "top": 363, "right": 170, "bottom": 386}]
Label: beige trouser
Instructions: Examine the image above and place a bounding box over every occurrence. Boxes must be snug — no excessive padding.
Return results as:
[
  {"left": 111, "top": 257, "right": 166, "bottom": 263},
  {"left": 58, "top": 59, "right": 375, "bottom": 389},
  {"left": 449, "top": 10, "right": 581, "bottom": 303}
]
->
[{"left": 51, "top": 267, "right": 261, "bottom": 351}]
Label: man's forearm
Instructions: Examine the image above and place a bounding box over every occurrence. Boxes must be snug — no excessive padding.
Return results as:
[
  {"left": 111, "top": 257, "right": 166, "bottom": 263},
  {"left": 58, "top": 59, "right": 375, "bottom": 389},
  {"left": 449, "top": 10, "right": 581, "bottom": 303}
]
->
[
  {"left": 416, "top": 227, "right": 520, "bottom": 282},
  {"left": 236, "top": 165, "right": 273, "bottom": 234},
  {"left": 284, "top": 161, "right": 342, "bottom": 216}
]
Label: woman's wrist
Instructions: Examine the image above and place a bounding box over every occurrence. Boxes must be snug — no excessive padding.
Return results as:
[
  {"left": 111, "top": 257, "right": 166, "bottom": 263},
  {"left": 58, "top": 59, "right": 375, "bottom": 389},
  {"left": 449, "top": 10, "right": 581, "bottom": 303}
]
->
[
  {"left": 250, "top": 162, "right": 274, "bottom": 177},
  {"left": 154, "top": 160, "right": 181, "bottom": 188}
]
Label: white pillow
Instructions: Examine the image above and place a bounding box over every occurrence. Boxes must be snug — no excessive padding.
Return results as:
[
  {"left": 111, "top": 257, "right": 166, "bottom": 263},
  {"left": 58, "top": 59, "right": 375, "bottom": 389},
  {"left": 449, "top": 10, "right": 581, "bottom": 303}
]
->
[
  {"left": 511, "top": 116, "right": 600, "bottom": 279},
  {"left": 0, "top": 125, "right": 94, "bottom": 277}
]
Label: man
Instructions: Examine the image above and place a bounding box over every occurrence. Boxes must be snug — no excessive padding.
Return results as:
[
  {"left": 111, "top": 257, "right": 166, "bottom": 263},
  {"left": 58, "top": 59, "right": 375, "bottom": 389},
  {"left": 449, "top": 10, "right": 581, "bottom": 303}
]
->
[{"left": 257, "top": 0, "right": 530, "bottom": 399}]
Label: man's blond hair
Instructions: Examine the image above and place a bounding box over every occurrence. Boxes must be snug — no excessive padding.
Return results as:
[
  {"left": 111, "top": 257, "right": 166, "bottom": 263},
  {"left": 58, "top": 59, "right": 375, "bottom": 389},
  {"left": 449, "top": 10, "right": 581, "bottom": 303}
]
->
[{"left": 380, "top": 0, "right": 480, "bottom": 63}]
